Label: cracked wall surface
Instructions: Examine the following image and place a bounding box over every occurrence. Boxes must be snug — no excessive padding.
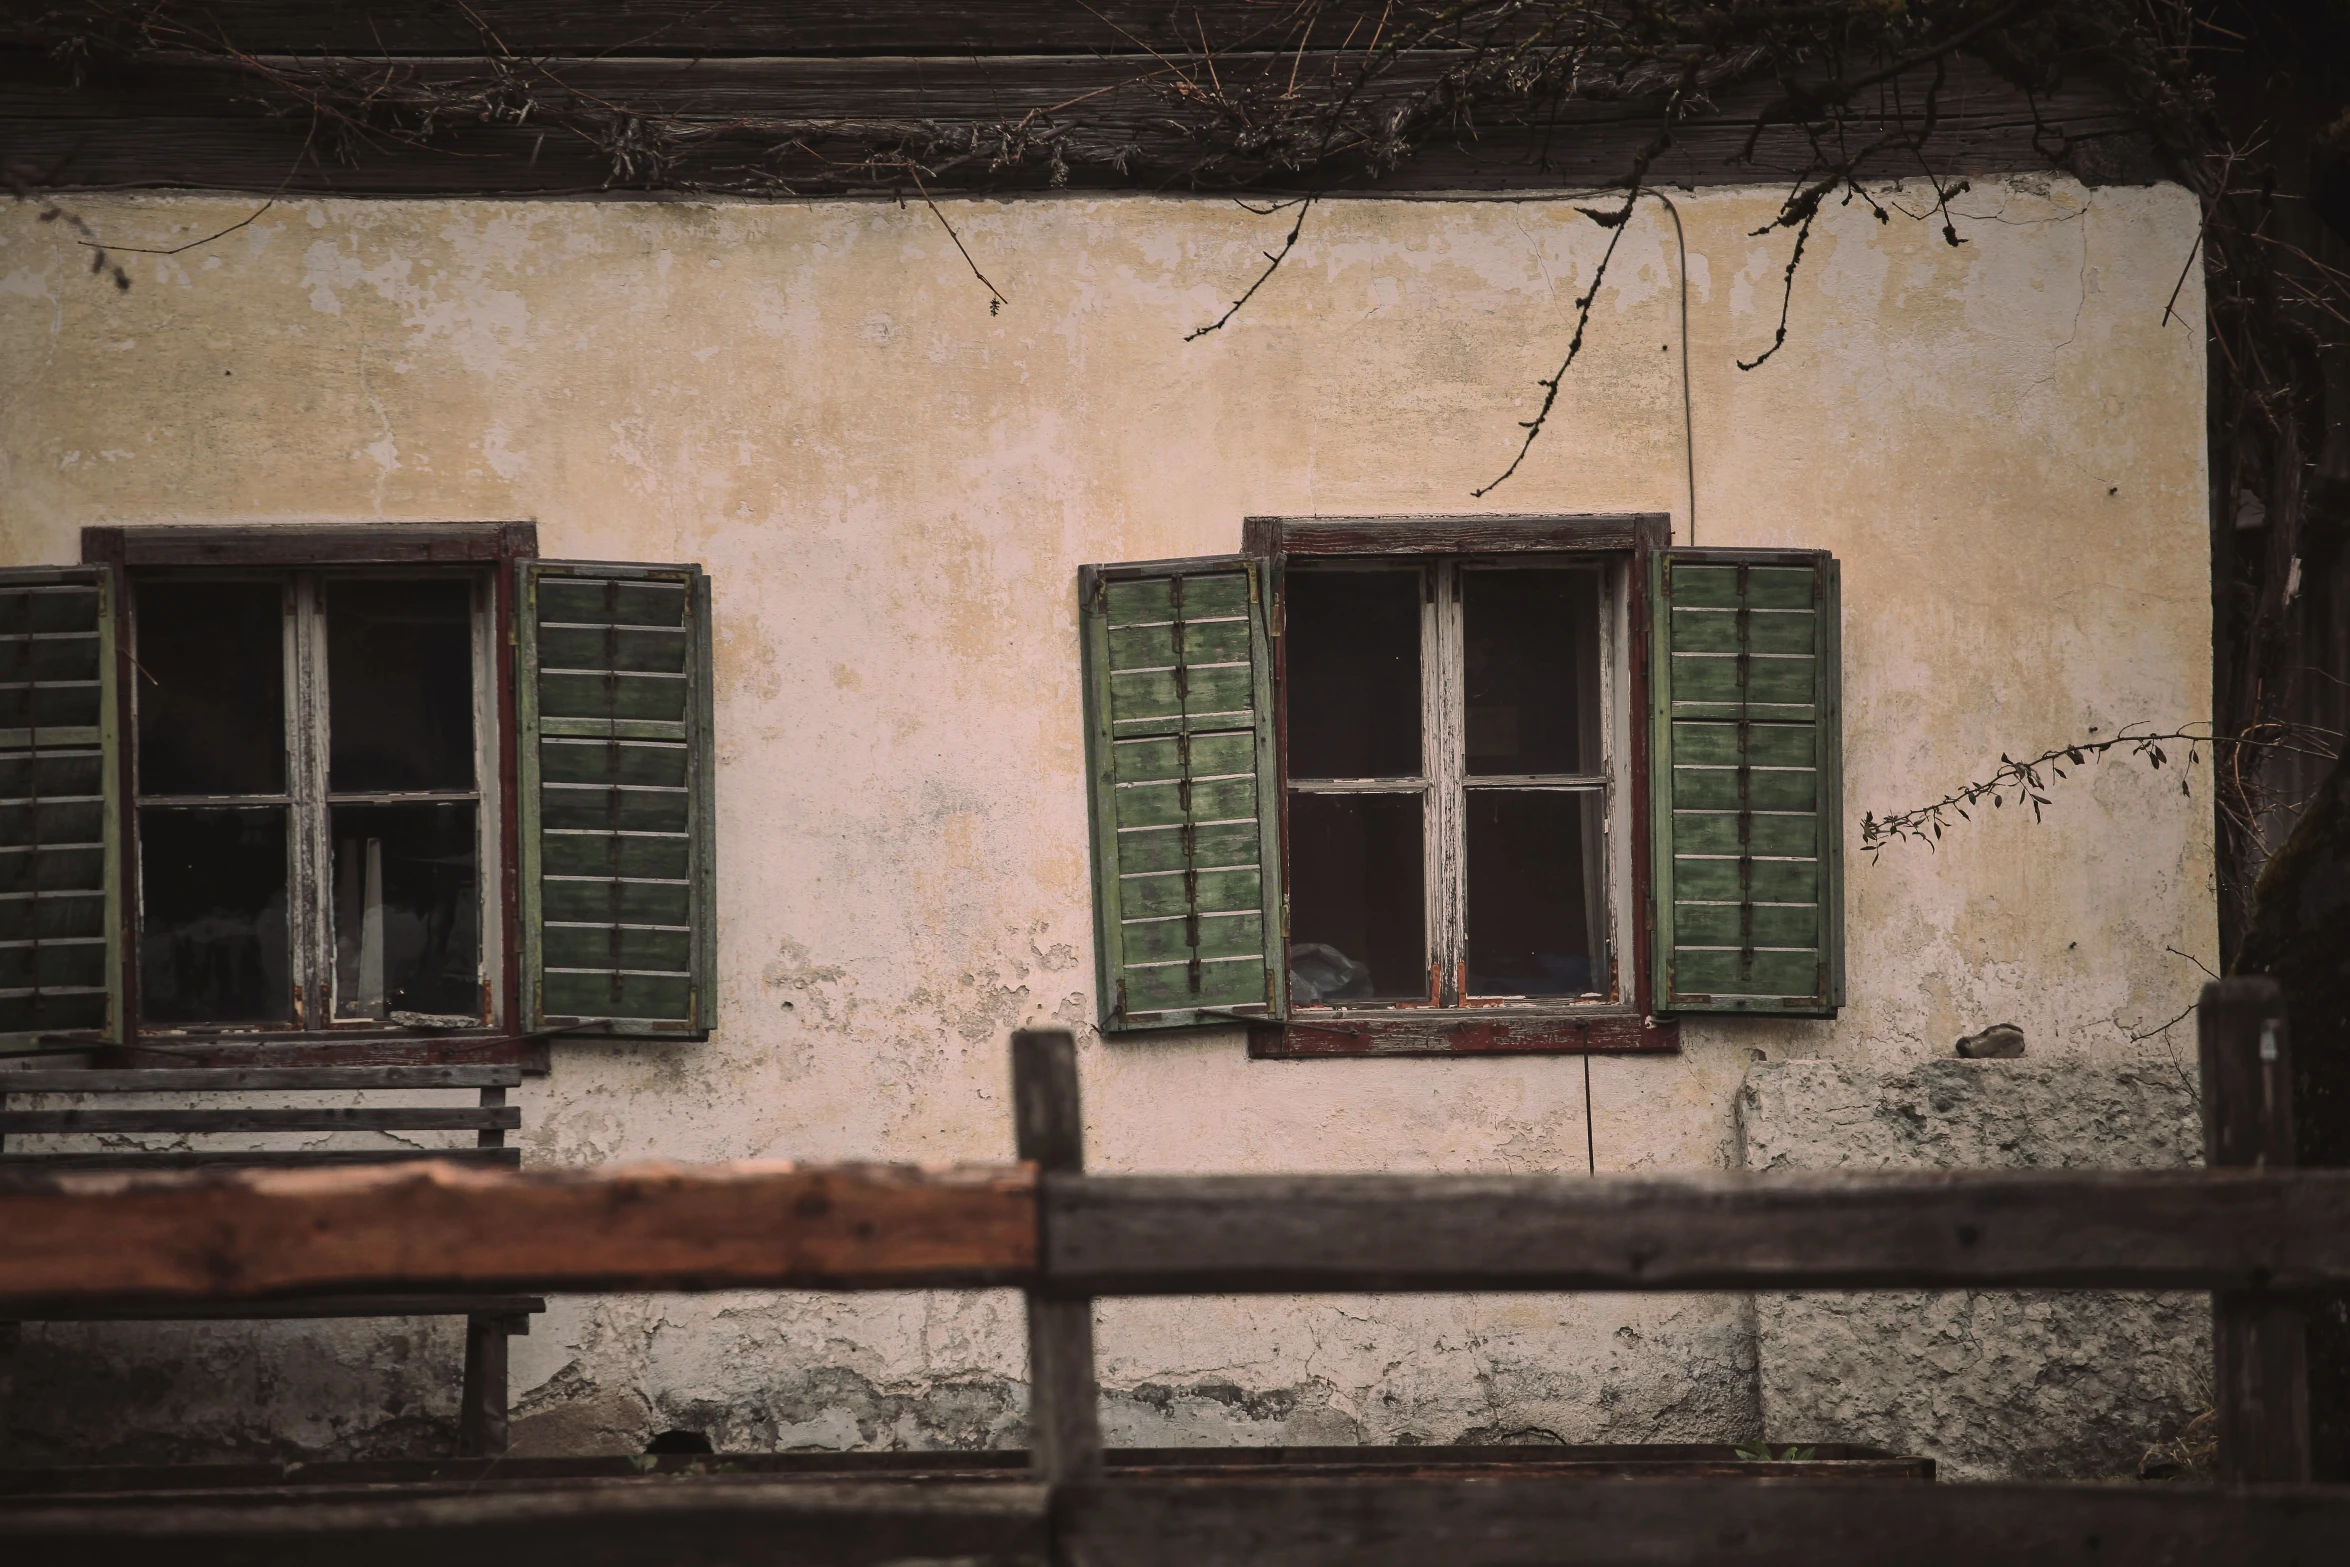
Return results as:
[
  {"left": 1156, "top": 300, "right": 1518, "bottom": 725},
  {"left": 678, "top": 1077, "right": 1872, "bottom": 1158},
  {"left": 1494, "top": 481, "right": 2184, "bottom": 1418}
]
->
[
  {"left": 1738, "top": 1059, "right": 2211, "bottom": 1479},
  {"left": 0, "top": 179, "right": 2210, "bottom": 1471}
]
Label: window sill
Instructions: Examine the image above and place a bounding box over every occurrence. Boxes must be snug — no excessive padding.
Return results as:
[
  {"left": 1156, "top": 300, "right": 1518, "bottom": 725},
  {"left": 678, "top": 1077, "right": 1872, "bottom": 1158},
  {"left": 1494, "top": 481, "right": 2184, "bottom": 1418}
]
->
[{"left": 1249, "top": 1008, "right": 1678, "bottom": 1059}]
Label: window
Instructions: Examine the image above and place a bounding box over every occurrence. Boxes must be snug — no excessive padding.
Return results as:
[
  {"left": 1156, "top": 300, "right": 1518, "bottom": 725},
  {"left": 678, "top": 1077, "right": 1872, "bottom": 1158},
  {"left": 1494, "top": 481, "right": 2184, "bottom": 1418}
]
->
[
  {"left": 131, "top": 571, "right": 498, "bottom": 1031},
  {"left": 1283, "top": 559, "right": 1627, "bottom": 1014},
  {"left": 1078, "top": 517, "right": 1843, "bottom": 1057},
  {"left": 0, "top": 528, "right": 719, "bottom": 1061}
]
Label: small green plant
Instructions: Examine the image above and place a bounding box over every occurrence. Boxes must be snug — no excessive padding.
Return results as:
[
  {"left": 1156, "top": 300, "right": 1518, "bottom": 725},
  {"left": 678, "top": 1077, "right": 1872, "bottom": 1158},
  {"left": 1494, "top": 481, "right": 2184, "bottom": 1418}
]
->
[{"left": 1734, "top": 1444, "right": 1817, "bottom": 1462}]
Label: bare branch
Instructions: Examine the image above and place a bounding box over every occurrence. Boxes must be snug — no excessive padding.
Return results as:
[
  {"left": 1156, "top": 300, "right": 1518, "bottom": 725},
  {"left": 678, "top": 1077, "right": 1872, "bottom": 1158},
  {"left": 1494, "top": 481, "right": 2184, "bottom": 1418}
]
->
[
  {"left": 1860, "top": 724, "right": 2340, "bottom": 859},
  {"left": 906, "top": 168, "right": 1009, "bottom": 313},
  {"left": 1187, "top": 194, "right": 1318, "bottom": 341}
]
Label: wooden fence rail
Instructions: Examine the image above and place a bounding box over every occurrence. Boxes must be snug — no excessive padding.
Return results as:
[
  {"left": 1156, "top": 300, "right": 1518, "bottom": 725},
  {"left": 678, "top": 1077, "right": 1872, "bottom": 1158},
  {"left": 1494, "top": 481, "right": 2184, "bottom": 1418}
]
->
[
  {"left": 7, "top": 1477, "right": 2350, "bottom": 1567},
  {"left": 6, "top": 1162, "right": 2349, "bottom": 1306},
  {"left": 0, "top": 1160, "right": 1036, "bottom": 1303}
]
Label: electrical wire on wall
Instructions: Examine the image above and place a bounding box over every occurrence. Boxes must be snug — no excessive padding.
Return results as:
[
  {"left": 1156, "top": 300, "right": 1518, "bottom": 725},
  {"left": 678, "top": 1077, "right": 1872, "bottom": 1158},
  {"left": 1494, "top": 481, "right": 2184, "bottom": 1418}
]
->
[
  {"left": 1583, "top": 1052, "right": 1597, "bottom": 1174},
  {"left": 1645, "top": 189, "right": 1698, "bottom": 546}
]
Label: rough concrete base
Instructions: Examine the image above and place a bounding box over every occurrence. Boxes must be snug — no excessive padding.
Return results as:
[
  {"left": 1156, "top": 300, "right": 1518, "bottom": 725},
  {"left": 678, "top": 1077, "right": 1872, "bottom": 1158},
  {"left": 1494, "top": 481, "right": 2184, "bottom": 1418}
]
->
[
  {"left": 1, "top": 1317, "right": 465, "bottom": 1466},
  {"left": 1, "top": 1288, "right": 1763, "bottom": 1466},
  {"left": 1737, "top": 1058, "right": 2211, "bottom": 1480}
]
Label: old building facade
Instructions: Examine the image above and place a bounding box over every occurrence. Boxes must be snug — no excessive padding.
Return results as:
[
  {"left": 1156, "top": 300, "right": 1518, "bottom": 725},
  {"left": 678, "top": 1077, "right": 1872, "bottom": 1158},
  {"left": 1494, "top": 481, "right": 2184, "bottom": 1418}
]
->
[{"left": 1, "top": 173, "right": 2213, "bottom": 1475}]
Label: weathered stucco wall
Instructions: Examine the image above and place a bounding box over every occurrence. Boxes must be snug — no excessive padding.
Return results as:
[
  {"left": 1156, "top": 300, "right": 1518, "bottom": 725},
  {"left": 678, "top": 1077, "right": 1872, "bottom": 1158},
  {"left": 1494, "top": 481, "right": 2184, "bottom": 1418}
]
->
[{"left": 0, "top": 178, "right": 2212, "bottom": 1468}]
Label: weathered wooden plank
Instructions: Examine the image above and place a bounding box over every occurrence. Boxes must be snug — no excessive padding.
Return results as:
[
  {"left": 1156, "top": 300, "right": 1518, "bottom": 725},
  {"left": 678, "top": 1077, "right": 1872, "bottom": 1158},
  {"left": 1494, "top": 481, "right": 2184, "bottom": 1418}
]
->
[
  {"left": 1043, "top": 1169, "right": 2350, "bottom": 1292},
  {"left": 0, "top": 1444, "right": 1928, "bottom": 1500},
  {"left": 1247, "top": 512, "right": 1671, "bottom": 557},
  {"left": 1011, "top": 1028, "right": 1104, "bottom": 1486},
  {"left": 19, "top": 1157, "right": 2350, "bottom": 1306},
  {"left": 3, "top": 3, "right": 1333, "bottom": 57},
  {"left": 3, "top": 113, "right": 2149, "bottom": 196},
  {"left": 0, "top": 1066, "right": 523, "bottom": 1092},
  {"left": 1248, "top": 1009, "right": 1675, "bottom": 1057},
  {"left": 77, "top": 523, "right": 534, "bottom": 566},
  {"left": 5, "top": 1293, "right": 545, "bottom": 1322},
  {"left": 0, "top": 48, "right": 2138, "bottom": 128},
  {"left": 1056, "top": 1477, "right": 2350, "bottom": 1567},
  {"left": 2202, "top": 976, "right": 2314, "bottom": 1484},
  {"left": 0, "top": 1148, "right": 522, "bottom": 1170},
  {"left": 0, "top": 1159, "right": 1037, "bottom": 1304},
  {"left": 0, "top": 1107, "right": 520, "bottom": 1133},
  {"left": 1, "top": 46, "right": 2149, "bottom": 194},
  {"left": 0, "top": 1481, "right": 1052, "bottom": 1567}
]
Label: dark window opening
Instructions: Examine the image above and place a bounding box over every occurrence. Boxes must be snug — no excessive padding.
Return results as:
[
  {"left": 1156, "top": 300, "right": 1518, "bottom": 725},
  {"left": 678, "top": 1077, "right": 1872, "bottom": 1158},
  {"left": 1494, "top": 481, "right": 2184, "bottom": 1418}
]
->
[{"left": 129, "top": 570, "right": 488, "bottom": 1031}]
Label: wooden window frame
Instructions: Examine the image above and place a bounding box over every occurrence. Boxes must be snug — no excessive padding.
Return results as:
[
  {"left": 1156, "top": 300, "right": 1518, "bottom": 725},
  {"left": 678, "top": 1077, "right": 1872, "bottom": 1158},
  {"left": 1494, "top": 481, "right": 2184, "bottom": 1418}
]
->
[
  {"left": 1241, "top": 514, "right": 1679, "bottom": 1059},
  {"left": 80, "top": 524, "right": 546, "bottom": 1069}
]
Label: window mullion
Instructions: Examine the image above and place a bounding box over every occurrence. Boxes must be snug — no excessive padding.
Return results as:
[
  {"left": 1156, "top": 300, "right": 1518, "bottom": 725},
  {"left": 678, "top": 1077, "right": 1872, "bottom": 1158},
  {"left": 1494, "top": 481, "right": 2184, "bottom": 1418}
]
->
[
  {"left": 1425, "top": 560, "right": 1465, "bottom": 1007},
  {"left": 471, "top": 571, "right": 502, "bottom": 1028},
  {"left": 287, "top": 571, "right": 334, "bottom": 1027}
]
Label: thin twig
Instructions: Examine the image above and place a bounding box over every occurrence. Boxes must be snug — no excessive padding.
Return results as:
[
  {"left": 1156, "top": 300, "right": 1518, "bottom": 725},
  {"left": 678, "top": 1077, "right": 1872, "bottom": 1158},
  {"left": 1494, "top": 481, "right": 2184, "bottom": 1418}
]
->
[
  {"left": 82, "top": 198, "right": 277, "bottom": 257},
  {"left": 1474, "top": 189, "right": 1640, "bottom": 496},
  {"left": 1738, "top": 209, "right": 1815, "bottom": 371},
  {"left": 1861, "top": 724, "right": 2338, "bottom": 858},
  {"left": 906, "top": 167, "right": 1008, "bottom": 313},
  {"left": 1187, "top": 193, "right": 1317, "bottom": 341}
]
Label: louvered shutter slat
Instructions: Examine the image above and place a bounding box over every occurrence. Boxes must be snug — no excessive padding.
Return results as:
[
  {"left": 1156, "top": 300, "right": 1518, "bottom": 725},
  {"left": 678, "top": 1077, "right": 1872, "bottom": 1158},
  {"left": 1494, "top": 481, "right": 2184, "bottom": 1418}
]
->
[
  {"left": 1082, "top": 556, "right": 1286, "bottom": 1032},
  {"left": 1649, "top": 550, "right": 1843, "bottom": 1016},
  {"left": 1, "top": 567, "right": 121, "bottom": 1044},
  {"left": 518, "top": 560, "right": 715, "bottom": 1038}
]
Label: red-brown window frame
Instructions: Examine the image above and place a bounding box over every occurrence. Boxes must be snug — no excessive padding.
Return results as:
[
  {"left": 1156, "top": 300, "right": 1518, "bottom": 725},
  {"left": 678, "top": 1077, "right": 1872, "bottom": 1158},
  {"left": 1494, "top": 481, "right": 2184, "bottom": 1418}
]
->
[
  {"left": 1240, "top": 514, "right": 1679, "bottom": 1060},
  {"left": 79, "top": 523, "right": 547, "bottom": 1070}
]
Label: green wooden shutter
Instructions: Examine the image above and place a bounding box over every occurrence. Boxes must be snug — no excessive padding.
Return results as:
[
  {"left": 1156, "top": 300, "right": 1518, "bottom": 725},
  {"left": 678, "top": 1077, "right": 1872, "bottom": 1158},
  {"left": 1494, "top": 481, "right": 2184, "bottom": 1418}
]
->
[
  {"left": 517, "top": 561, "right": 716, "bottom": 1038},
  {"left": 1649, "top": 549, "right": 1843, "bottom": 1016},
  {"left": 0, "top": 566, "right": 122, "bottom": 1048},
  {"left": 1080, "top": 555, "right": 1286, "bottom": 1032}
]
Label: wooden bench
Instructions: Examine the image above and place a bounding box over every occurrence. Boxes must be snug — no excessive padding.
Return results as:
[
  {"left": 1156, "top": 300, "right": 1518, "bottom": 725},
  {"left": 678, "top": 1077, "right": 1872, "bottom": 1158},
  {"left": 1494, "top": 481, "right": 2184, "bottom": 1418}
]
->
[{"left": 0, "top": 1064, "right": 543, "bottom": 1456}]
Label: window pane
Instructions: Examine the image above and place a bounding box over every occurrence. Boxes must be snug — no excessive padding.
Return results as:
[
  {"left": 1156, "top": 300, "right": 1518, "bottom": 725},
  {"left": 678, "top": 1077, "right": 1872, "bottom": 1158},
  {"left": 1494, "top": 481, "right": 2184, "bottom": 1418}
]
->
[
  {"left": 135, "top": 580, "right": 285, "bottom": 796},
  {"left": 1463, "top": 570, "right": 1603, "bottom": 776},
  {"left": 1287, "top": 792, "right": 1425, "bottom": 1003},
  {"left": 332, "top": 802, "right": 481, "bottom": 1022},
  {"left": 1464, "top": 790, "right": 1606, "bottom": 998},
  {"left": 138, "top": 805, "right": 290, "bottom": 1023},
  {"left": 327, "top": 579, "right": 476, "bottom": 793},
  {"left": 1286, "top": 570, "right": 1421, "bottom": 780}
]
